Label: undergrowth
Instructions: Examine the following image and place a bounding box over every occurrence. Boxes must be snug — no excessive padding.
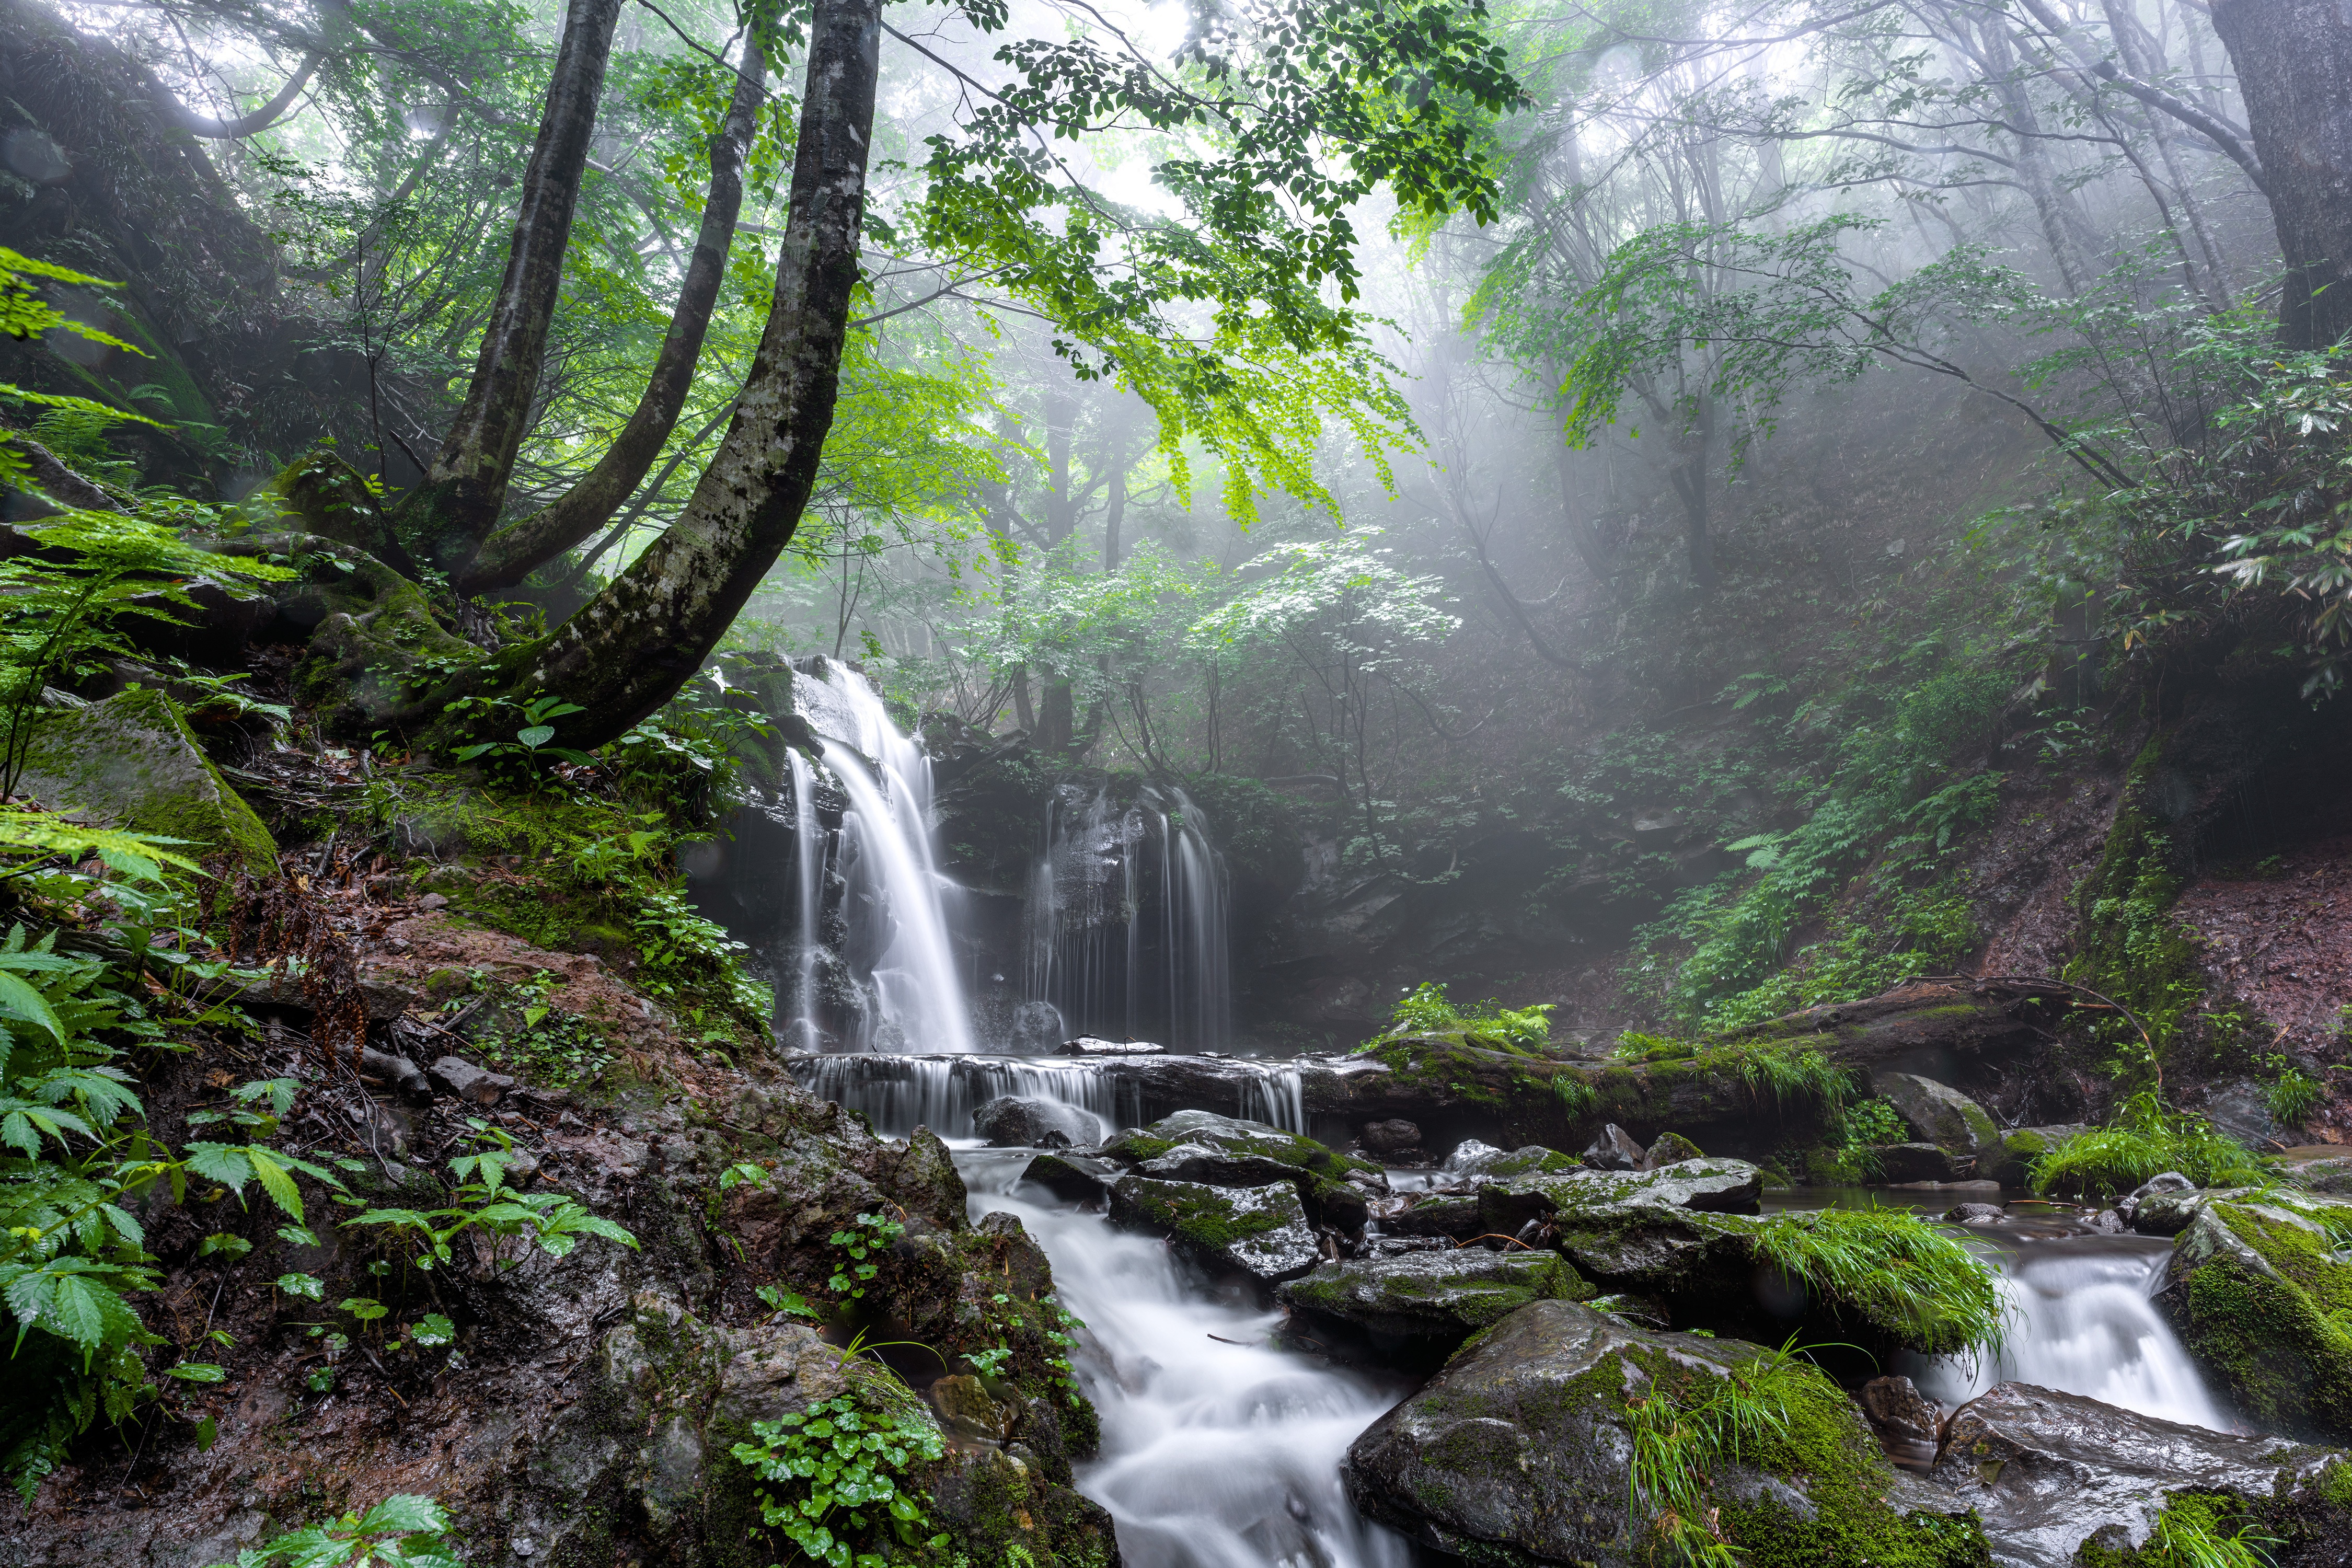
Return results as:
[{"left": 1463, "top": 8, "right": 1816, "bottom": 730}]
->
[
  {"left": 1386, "top": 980, "right": 1554, "bottom": 1052},
  {"left": 731, "top": 1389, "right": 948, "bottom": 1568},
  {"left": 1625, "top": 1341, "right": 1812, "bottom": 1567}
]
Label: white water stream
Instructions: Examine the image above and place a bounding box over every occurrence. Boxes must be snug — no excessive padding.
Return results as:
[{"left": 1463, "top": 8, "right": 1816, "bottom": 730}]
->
[
  {"left": 1908, "top": 1229, "right": 2224, "bottom": 1429},
  {"left": 959, "top": 1148, "right": 1415, "bottom": 1568}
]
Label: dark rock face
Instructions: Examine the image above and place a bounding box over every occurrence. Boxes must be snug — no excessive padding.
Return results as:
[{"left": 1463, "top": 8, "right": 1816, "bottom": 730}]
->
[
  {"left": 971, "top": 1094, "right": 1094, "bottom": 1148},
  {"left": 1875, "top": 1143, "right": 1970, "bottom": 1183},
  {"left": 1105, "top": 1174, "right": 1320, "bottom": 1286},
  {"left": 1582, "top": 1122, "right": 1647, "bottom": 1170},
  {"left": 1944, "top": 1203, "right": 2007, "bottom": 1224},
  {"left": 1017, "top": 1150, "right": 1124, "bottom": 1202},
  {"left": 1344, "top": 1300, "right": 1987, "bottom": 1568},
  {"left": 1357, "top": 1117, "right": 1421, "bottom": 1155},
  {"left": 1917, "top": 1381, "right": 2344, "bottom": 1568},
  {"left": 1873, "top": 1070, "right": 1999, "bottom": 1157},
  {"left": 1100, "top": 1109, "right": 1380, "bottom": 1232},
  {"left": 1278, "top": 1248, "right": 1591, "bottom": 1366},
  {"left": 2116, "top": 1171, "right": 2196, "bottom": 1224},
  {"left": 1858, "top": 1375, "right": 1942, "bottom": 1443},
  {"left": 1644, "top": 1131, "right": 1703, "bottom": 1166}
]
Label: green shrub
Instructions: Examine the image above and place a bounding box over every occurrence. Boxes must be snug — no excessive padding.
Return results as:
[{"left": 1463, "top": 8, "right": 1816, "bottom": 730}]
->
[
  {"left": 731, "top": 1391, "right": 948, "bottom": 1568},
  {"left": 2032, "top": 1093, "right": 2267, "bottom": 1198},
  {"left": 206, "top": 1493, "right": 464, "bottom": 1567},
  {"left": 1386, "top": 981, "right": 1554, "bottom": 1052},
  {"left": 2269, "top": 1068, "right": 2324, "bottom": 1128}
]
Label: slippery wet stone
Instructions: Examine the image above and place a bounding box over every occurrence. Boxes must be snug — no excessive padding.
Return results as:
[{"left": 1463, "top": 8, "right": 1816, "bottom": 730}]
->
[
  {"left": 972, "top": 1094, "right": 1094, "bottom": 1149},
  {"left": 1344, "top": 1299, "right": 1987, "bottom": 1568},
  {"left": 1017, "top": 1151, "right": 1123, "bottom": 1203},
  {"left": 1480, "top": 1156, "right": 1765, "bottom": 1233},
  {"left": 1278, "top": 1247, "right": 1591, "bottom": 1366},
  {"left": 1873, "top": 1070, "right": 1999, "bottom": 1156},
  {"left": 1106, "top": 1175, "right": 1320, "bottom": 1286},
  {"left": 1918, "top": 1381, "right": 2344, "bottom": 1568},
  {"left": 1581, "top": 1123, "right": 1647, "bottom": 1170},
  {"left": 2155, "top": 1196, "right": 2352, "bottom": 1439}
]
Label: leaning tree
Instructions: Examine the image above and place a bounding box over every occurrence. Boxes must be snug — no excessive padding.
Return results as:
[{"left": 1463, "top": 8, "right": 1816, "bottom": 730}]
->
[{"left": 217, "top": 0, "right": 1524, "bottom": 750}]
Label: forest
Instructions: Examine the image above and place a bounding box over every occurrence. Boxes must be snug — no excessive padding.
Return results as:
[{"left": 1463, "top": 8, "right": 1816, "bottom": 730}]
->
[{"left": 2, "top": 0, "right": 2352, "bottom": 1563}]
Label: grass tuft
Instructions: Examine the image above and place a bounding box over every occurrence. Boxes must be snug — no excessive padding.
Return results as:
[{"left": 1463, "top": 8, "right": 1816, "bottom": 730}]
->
[
  {"left": 1749, "top": 1205, "right": 2007, "bottom": 1358},
  {"left": 2032, "top": 1093, "right": 2267, "bottom": 1198}
]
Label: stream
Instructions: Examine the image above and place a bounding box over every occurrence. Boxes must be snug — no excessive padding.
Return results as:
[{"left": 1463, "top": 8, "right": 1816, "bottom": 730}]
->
[{"left": 944, "top": 1134, "right": 2228, "bottom": 1568}]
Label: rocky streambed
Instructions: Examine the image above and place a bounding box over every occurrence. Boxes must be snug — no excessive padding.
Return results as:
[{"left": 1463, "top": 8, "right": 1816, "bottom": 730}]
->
[{"left": 951, "top": 1097, "right": 2352, "bottom": 1568}]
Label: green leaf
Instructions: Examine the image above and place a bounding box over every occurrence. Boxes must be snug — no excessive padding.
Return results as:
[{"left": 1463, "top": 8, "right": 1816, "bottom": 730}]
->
[
  {"left": 515, "top": 725, "right": 555, "bottom": 749},
  {"left": 164, "top": 1362, "right": 225, "bottom": 1382},
  {"left": 275, "top": 1272, "right": 325, "bottom": 1300},
  {"left": 196, "top": 1233, "right": 253, "bottom": 1261},
  {"left": 247, "top": 1149, "right": 303, "bottom": 1223},
  {"left": 410, "top": 1313, "right": 456, "bottom": 1347},
  {"left": 356, "top": 1493, "right": 451, "bottom": 1535}
]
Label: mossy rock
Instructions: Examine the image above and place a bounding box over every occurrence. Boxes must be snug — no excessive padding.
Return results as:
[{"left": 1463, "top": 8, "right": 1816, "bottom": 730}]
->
[
  {"left": 1105, "top": 1174, "right": 1320, "bottom": 1284},
  {"left": 2157, "top": 1197, "right": 2352, "bottom": 1440},
  {"left": 12, "top": 686, "right": 276, "bottom": 872},
  {"left": 1279, "top": 1247, "right": 1592, "bottom": 1367},
  {"left": 1343, "top": 1299, "right": 1991, "bottom": 1567},
  {"left": 1102, "top": 1109, "right": 1381, "bottom": 1181}
]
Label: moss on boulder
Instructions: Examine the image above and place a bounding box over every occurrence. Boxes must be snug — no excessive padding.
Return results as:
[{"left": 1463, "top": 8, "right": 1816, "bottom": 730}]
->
[
  {"left": 1279, "top": 1247, "right": 1591, "bottom": 1367},
  {"left": 2157, "top": 1197, "right": 2352, "bottom": 1440},
  {"left": 1106, "top": 1174, "right": 1320, "bottom": 1285},
  {"left": 13, "top": 686, "right": 276, "bottom": 872},
  {"left": 1344, "top": 1299, "right": 1990, "bottom": 1568}
]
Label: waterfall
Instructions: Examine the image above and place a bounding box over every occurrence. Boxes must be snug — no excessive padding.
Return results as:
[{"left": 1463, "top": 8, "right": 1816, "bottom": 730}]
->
[
  {"left": 777, "top": 659, "right": 973, "bottom": 1055},
  {"left": 1025, "top": 780, "right": 1231, "bottom": 1051},
  {"left": 780, "top": 748, "right": 826, "bottom": 1052},
  {"left": 787, "top": 1052, "right": 1310, "bottom": 1137},
  {"left": 1905, "top": 1230, "right": 2224, "bottom": 1430},
  {"left": 959, "top": 1150, "right": 1414, "bottom": 1568}
]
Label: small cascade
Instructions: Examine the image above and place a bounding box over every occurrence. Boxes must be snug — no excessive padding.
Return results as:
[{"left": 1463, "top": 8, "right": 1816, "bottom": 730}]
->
[
  {"left": 959, "top": 1151, "right": 1414, "bottom": 1568},
  {"left": 1024, "top": 780, "right": 1231, "bottom": 1051},
  {"left": 1907, "top": 1229, "right": 2224, "bottom": 1429},
  {"left": 787, "top": 1052, "right": 1311, "bottom": 1138}
]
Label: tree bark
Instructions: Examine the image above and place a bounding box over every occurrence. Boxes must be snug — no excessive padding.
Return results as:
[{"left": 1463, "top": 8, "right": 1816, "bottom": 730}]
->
[
  {"left": 486, "top": 0, "right": 883, "bottom": 745},
  {"left": 405, "top": 0, "right": 623, "bottom": 574},
  {"left": 2209, "top": 0, "right": 2352, "bottom": 350},
  {"left": 453, "top": 53, "right": 768, "bottom": 594}
]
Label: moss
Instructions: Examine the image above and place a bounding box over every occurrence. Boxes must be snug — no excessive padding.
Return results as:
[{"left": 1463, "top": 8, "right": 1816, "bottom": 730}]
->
[
  {"left": 14, "top": 686, "right": 277, "bottom": 873},
  {"left": 2065, "top": 734, "right": 2214, "bottom": 1076},
  {"left": 2171, "top": 1203, "right": 2352, "bottom": 1439},
  {"left": 2072, "top": 1491, "right": 2271, "bottom": 1568}
]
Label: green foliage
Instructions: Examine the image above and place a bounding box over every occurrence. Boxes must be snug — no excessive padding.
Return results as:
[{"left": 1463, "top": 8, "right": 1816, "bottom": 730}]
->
[
  {"left": 344, "top": 1122, "right": 637, "bottom": 1271},
  {"left": 206, "top": 1493, "right": 465, "bottom": 1568},
  {"left": 1386, "top": 981, "right": 1554, "bottom": 1051},
  {"left": 1749, "top": 1205, "right": 2007, "bottom": 1358},
  {"left": 731, "top": 1392, "right": 947, "bottom": 1568},
  {"left": 826, "top": 1213, "right": 905, "bottom": 1301},
  {"left": 2076, "top": 1491, "right": 2276, "bottom": 1568},
  {"left": 465, "top": 969, "right": 610, "bottom": 1088},
  {"left": 2032, "top": 1094, "right": 2267, "bottom": 1198},
  {"left": 0, "top": 249, "right": 164, "bottom": 495},
  {"left": 0, "top": 918, "right": 316, "bottom": 1498},
  {"left": 2269, "top": 1068, "right": 2325, "bottom": 1128},
  {"left": 0, "top": 512, "right": 293, "bottom": 799},
  {"left": 1624, "top": 1340, "right": 1814, "bottom": 1567}
]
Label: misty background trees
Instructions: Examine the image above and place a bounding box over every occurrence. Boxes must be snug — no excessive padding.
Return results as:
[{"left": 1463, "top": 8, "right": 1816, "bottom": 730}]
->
[{"left": 3, "top": 0, "right": 2349, "bottom": 1020}]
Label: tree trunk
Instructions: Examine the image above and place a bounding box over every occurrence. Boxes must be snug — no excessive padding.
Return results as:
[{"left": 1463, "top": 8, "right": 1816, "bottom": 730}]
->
[
  {"left": 405, "top": 0, "right": 623, "bottom": 574},
  {"left": 453, "top": 51, "right": 767, "bottom": 594},
  {"left": 2209, "top": 0, "right": 2352, "bottom": 350},
  {"left": 480, "top": 0, "right": 883, "bottom": 745}
]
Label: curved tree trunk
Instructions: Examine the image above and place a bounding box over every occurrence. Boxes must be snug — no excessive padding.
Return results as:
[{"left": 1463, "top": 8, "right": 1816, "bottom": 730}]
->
[
  {"left": 402, "top": 0, "right": 622, "bottom": 575},
  {"left": 453, "top": 53, "right": 769, "bottom": 595},
  {"left": 476, "top": 0, "right": 881, "bottom": 745},
  {"left": 2209, "top": 0, "right": 2352, "bottom": 349}
]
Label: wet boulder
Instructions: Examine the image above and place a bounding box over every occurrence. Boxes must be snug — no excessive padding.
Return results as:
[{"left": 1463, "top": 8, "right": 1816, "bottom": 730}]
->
[
  {"left": 1644, "top": 1131, "right": 1703, "bottom": 1167},
  {"left": 1374, "top": 1193, "right": 1481, "bottom": 1240},
  {"left": 1344, "top": 1299, "right": 1989, "bottom": 1568},
  {"left": 1356, "top": 1117, "right": 1421, "bottom": 1156},
  {"left": 1873, "top": 1070, "right": 1999, "bottom": 1158},
  {"left": 1917, "top": 1381, "right": 2346, "bottom": 1568},
  {"left": 1874, "top": 1143, "right": 1971, "bottom": 1183},
  {"left": 972, "top": 1095, "right": 1094, "bottom": 1149},
  {"left": 1858, "top": 1375, "right": 1942, "bottom": 1444},
  {"left": 1978, "top": 1123, "right": 2091, "bottom": 1186},
  {"left": 1581, "top": 1123, "right": 1647, "bottom": 1170},
  {"left": 1106, "top": 1175, "right": 1320, "bottom": 1287},
  {"left": 1105, "top": 1110, "right": 1377, "bottom": 1230},
  {"left": 2155, "top": 1196, "right": 2352, "bottom": 1440},
  {"left": 1478, "top": 1157, "right": 1765, "bottom": 1233},
  {"left": 1278, "top": 1248, "right": 1592, "bottom": 1367},
  {"left": 13, "top": 686, "right": 278, "bottom": 872},
  {"left": 1445, "top": 1143, "right": 1578, "bottom": 1182},
  {"left": 2116, "top": 1171, "right": 2195, "bottom": 1225},
  {"left": 1017, "top": 1150, "right": 1124, "bottom": 1203},
  {"left": 2285, "top": 1154, "right": 2352, "bottom": 1196}
]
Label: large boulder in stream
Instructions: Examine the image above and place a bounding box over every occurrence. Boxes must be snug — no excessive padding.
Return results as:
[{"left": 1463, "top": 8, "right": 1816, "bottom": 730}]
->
[
  {"left": 1344, "top": 1299, "right": 1989, "bottom": 1568},
  {"left": 1101, "top": 1109, "right": 1379, "bottom": 1230},
  {"left": 1106, "top": 1174, "right": 1321, "bottom": 1286},
  {"left": 2156, "top": 1196, "right": 2352, "bottom": 1440},
  {"left": 1278, "top": 1247, "right": 1592, "bottom": 1367},
  {"left": 1913, "top": 1381, "right": 2351, "bottom": 1568},
  {"left": 1872, "top": 1070, "right": 1999, "bottom": 1158},
  {"left": 971, "top": 1094, "right": 1096, "bottom": 1149},
  {"left": 1474, "top": 1156, "right": 1765, "bottom": 1233}
]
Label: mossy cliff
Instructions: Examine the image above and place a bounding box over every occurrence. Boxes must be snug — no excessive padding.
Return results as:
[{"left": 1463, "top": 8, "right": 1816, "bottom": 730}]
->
[{"left": 13, "top": 685, "right": 276, "bottom": 872}]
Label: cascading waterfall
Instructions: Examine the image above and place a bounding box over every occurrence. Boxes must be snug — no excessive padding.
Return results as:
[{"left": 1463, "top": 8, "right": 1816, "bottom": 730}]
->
[
  {"left": 790, "top": 1053, "right": 1308, "bottom": 1137},
  {"left": 1025, "top": 780, "right": 1231, "bottom": 1051},
  {"left": 1905, "top": 1228, "right": 2223, "bottom": 1429},
  {"left": 788, "top": 659, "right": 973, "bottom": 1055},
  {"left": 960, "top": 1149, "right": 1414, "bottom": 1568},
  {"left": 780, "top": 747, "right": 826, "bottom": 1052}
]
